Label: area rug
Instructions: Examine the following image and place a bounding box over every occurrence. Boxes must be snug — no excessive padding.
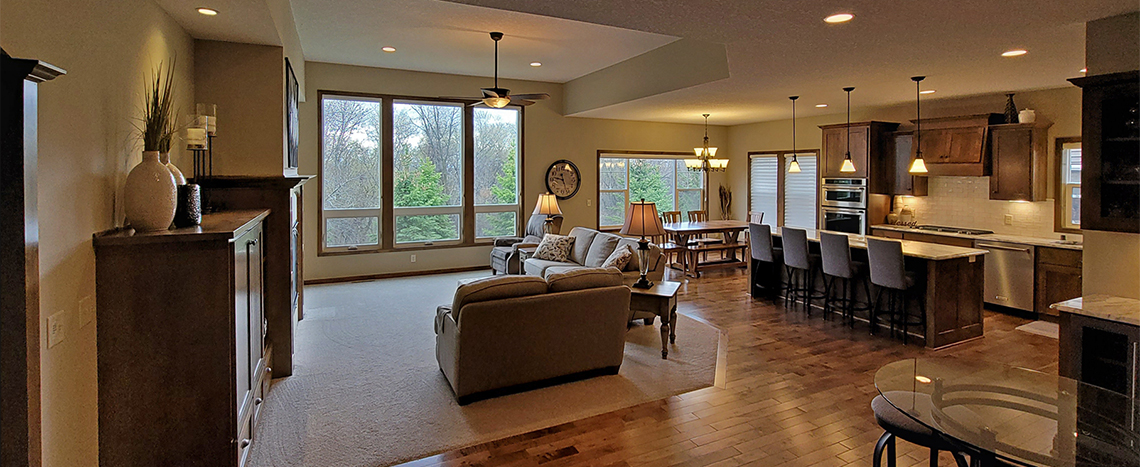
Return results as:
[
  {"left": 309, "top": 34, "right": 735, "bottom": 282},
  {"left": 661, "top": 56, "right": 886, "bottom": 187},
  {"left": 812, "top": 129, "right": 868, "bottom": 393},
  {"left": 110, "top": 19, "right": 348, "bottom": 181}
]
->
[
  {"left": 247, "top": 271, "right": 722, "bottom": 467},
  {"left": 1015, "top": 320, "right": 1059, "bottom": 339}
]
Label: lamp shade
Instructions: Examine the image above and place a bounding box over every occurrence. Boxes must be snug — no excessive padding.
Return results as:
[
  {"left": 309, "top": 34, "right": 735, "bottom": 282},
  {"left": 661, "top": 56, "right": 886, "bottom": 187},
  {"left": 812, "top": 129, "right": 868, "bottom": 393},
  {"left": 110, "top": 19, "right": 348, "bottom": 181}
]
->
[
  {"left": 909, "top": 157, "right": 928, "bottom": 174},
  {"left": 620, "top": 200, "right": 665, "bottom": 237},
  {"left": 840, "top": 158, "right": 856, "bottom": 173},
  {"left": 693, "top": 146, "right": 718, "bottom": 158},
  {"left": 788, "top": 158, "right": 801, "bottom": 173},
  {"left": 532, "top": 193, "right": 562, "bottom": 216}
]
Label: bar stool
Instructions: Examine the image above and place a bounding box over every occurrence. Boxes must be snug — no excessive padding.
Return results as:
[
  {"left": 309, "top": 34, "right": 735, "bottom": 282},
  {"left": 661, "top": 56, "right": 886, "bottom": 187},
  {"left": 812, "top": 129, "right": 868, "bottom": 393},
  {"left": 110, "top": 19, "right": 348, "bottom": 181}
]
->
[
  {"left": 866, "top": 237, "right": 926, "bottom": 344},
  {"left": 871, "top": 394, "right": 970, "bottom": 467},
  {"left": 748, "top": 223, "right": 783, "bottom": 300},
  {"left": 781, "top": 228, "right": 824, "bottom": 316},
  {"left": 819, "top": 232, "right": 871, "bottom": 326}
]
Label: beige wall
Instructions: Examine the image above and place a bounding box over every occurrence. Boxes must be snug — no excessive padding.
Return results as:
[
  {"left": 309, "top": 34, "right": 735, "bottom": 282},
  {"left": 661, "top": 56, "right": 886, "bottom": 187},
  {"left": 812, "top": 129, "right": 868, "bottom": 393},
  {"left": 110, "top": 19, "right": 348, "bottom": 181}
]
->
[
  {"left": 195, "top": 40, "right": 286, "bottom": 176},
  {"left": 300, "top": 61, "right": 726, "bottom": 280},
  {"left": 1, "top": 0, "right": 194, "bottom": 465}
]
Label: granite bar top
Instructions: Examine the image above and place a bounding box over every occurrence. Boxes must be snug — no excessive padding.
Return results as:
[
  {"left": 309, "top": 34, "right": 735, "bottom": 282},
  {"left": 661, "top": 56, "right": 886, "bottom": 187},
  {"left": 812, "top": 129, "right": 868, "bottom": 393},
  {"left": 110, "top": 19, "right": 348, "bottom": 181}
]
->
[
  {"left": 1051, "top": 295, "right": 1140, "bottom": 327},
  {"left": 773, "top": 228, "right": 988, "bottom": 261},
  {"left": 870, "top": 224, "right": 1083, "bottom": 251}
]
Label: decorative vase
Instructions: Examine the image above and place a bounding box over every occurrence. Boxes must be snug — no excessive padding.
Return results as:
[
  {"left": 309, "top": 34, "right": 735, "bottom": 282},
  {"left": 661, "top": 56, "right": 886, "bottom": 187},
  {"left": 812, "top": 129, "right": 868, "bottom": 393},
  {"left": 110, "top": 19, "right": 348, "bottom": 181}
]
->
[
  {"left": 124, "top": 150, "right": 177, "bottom": 232},
  {"left": 159, "top": 152, "right": 187, "bottom": 185},
  {"left": 1018, "top": 109, "right": 1036, "bottom": 124},
  {"left": 1004, "top": 93, "right": 1018, "bottom": 123},
  {"left": 174, "top": 184, "right": 202, "bottom": 228}
]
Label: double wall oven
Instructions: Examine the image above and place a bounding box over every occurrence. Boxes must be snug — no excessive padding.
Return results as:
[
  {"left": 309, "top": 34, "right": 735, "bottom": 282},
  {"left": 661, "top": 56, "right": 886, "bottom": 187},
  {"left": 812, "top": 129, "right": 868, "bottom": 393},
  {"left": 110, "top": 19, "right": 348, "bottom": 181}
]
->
[{"left": 821, "top": 178, "right": 868, "bottom": 234}]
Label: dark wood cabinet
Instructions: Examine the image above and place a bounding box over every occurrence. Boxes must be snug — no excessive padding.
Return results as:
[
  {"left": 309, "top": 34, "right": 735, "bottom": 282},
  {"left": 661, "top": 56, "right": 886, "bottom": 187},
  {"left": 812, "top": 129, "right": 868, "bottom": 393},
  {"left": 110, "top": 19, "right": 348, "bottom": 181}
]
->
[
  {"left": 989, "top": 122, "right": 1051, "bottom": 201},
  {"left": 819, "top": 121, "right": 899, "bottom": 191},
  {"left": 1070, "top": 71, "right": 1140, "bottom": 233},
  {"left": 888, "top": 132, "right": 928, "bottom": 196},
  {"left": 1060, "top": 312, "right": 1139, "bottom": 401},
  {"left": 912, "top": 114, "right": 1004, "bottom": 176},
  {"left": 1034, "top": 247, "right": 1082, "bottom": 316},
  {"left": 94, "top": 210, "right": 271, "bottom": 467}
]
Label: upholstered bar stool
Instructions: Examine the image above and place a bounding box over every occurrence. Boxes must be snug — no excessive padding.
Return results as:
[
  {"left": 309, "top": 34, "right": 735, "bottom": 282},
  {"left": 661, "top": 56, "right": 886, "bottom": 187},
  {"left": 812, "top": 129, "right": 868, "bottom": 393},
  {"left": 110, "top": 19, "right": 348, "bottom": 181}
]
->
[
  {"left": 871, "top": 394, "right": 970, "bottom": 467},
  {"left": 866, "top": 237, "right": 926, "bottom": 344},
  {"left": 748, "top": 223, "right": 783, "bottom": 300},
  {"left": 781, "top": 227, "right": 824, "bottom": 316},
  {"left": 819, "top": 232, "right": 871, "bottom": 326}
]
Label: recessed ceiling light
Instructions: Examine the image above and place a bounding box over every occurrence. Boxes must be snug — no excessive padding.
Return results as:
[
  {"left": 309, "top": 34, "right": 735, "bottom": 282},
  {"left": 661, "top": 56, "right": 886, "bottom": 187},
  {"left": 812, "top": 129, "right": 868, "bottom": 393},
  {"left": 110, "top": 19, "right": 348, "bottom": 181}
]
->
[
  {"left": 197, "top": 7, "right": 218, "bottom": 15},
  {"left": 381, "top": 46, "right": 396, "bottom": 53},
  {"left": 530, "top": 62, "right": 542, "bottom": 67},
  {"left": 824, "top": 13, "right": 854, "bottom": 23},
  {"left": 815, "top": 104, "right": 828, "bottom": 108},
  {"left": 1080, "top": 68, "right": 1087, "bottom": 73},
  {"left": 1001, "top": 49, "right": 1028, "bottom": 57},
  {"left": 919, "top": 89, "right": 936, "bottom": 95}
]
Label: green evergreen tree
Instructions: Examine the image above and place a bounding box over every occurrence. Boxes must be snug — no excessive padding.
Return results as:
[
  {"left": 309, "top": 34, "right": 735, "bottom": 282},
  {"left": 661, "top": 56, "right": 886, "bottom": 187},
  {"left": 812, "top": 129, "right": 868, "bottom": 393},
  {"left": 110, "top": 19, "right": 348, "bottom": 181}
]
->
[
  {"left": 480, "top": 150, "right": 518, "bottom": 237},
  {"left": 629, "top": 160, "right": 673, "bottom": 212},
  {"left": 394, "top": 159, "right": 457, "bottom": 242}
]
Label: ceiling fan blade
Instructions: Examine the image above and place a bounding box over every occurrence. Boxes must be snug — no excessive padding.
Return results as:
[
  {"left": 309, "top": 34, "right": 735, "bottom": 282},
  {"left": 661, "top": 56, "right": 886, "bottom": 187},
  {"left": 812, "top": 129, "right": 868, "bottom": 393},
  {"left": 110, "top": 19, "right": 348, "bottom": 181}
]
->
[
  {"left": 481, "top": 88, "right": 501, "bottom": 98},
  {"left": 509, "top": 93, "right": 550, "bottom": 100},
  {"left": 509, "top": 99, "right": 536, "bottom": 106},
  {"left": 439, "top": 96, "right": 483, "bottom": 101}
]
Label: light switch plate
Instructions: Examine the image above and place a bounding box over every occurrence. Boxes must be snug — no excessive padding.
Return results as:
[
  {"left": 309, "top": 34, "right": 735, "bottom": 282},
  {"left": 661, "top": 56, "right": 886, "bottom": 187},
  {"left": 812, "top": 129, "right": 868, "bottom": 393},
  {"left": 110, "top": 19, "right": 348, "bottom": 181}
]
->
[
  {"left": 79, "top": 295, "right": 95, "bottom": 328},
  {"left": 410, "top": 254, "right": 417, "bottom": 263},
  {"left": 47, "top": 311, "right": 65, "bottom": 348},
  {"left": 1004, "top": 214, "right": 1013, "bottom": 225}
]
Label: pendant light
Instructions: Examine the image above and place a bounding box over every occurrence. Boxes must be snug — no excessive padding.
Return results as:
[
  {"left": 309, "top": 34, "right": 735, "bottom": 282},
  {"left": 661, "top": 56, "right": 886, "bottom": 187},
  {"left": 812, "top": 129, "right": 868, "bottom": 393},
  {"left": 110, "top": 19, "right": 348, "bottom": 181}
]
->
[
  {"left": 788, "top": 96, "right": 801, "bottom": 173},
  {"left": 840, "top": 86, "right": 857, "bottom": 173},
  {"left": 908, "top": 76, "right": 929, "bottom": 174},
  {"left": 685, "top": 114, "right": 725, "bottom": 171}
]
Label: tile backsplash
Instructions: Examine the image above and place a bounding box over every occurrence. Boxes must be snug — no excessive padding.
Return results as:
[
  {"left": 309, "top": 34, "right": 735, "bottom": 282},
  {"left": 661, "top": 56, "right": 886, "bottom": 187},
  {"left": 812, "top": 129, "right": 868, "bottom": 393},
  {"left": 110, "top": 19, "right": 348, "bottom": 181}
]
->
[{"left": 891, "top": 177, "right": 1076, "bottom": 239}]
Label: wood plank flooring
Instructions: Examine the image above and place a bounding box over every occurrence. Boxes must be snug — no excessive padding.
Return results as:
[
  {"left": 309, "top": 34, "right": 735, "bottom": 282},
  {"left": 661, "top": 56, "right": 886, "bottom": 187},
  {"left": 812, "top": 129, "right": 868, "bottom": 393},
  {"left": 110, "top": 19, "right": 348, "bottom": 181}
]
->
[{"left": 398, "top": 268, "right": 1059, "bottom": 467}]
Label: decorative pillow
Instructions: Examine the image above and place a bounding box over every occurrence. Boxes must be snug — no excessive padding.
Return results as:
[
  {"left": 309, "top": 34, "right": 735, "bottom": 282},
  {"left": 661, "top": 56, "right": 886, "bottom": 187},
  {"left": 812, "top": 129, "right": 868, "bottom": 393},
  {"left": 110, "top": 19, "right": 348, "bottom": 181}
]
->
[
  {"left": 602, "top": 244, "right": 634, "bottom": 270},
  {"left": 546, "top": 267, "right": 624, "bottom": 293},
  {"left": 533, "top": 234, "right": 574, "bottom": 262}
]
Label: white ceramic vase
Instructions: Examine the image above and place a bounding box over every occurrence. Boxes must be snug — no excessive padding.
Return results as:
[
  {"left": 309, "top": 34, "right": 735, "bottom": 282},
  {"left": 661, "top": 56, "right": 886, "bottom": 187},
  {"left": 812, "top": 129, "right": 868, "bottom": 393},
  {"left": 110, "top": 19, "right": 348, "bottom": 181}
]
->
[
  {"left": 124, "top": 151, "right": 177, "bottom": 232},
  {"left": 159, "top": 152, "right": 187, "bottom": 185}
]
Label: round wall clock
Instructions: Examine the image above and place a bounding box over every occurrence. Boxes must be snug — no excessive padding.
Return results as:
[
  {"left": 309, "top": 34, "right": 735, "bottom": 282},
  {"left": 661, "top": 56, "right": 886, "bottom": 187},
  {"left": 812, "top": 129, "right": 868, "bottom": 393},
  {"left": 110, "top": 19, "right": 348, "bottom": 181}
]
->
[{"left": 545, "top": 159, "right": 581, "bottom": 199}]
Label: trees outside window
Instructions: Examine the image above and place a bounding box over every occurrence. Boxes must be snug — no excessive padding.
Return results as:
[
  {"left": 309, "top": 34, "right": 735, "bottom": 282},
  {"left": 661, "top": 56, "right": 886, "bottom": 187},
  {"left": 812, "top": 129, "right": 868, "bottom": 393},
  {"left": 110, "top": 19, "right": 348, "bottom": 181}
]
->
[{"left": 597, "top": 154, "right": 704, "bottom": 229}]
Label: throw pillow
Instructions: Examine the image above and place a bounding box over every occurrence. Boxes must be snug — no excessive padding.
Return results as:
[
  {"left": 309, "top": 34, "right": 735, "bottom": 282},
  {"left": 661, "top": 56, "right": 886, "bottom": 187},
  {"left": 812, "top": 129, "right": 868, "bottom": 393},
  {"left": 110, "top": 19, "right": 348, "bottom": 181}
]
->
[
  {"left": 602, "top": 244, "right": 634, "bottom": 270},
  {"left": 533, "top": 234, "right": 574, "bottom": 262}
]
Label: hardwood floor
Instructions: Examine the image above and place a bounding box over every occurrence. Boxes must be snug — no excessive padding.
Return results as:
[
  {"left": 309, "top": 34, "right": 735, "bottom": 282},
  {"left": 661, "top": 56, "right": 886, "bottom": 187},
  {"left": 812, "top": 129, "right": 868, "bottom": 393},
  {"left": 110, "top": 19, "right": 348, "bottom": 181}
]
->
[{"left": 398, "top": 268, "right": 1059, "bottom": 467}]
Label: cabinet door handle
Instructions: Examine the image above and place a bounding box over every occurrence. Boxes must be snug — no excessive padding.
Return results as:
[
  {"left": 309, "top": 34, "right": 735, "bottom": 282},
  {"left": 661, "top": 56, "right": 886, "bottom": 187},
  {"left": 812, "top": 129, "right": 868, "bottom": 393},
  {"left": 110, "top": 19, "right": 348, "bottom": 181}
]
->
[
  {"left": 248, "top": 239, "right": 258, "bottom": 246},
  {"left": 265, "top": 367, "right": 272, "bottom": 374},
  {"left": 240, "top": 439, "right": 251, "bottom": 449}
]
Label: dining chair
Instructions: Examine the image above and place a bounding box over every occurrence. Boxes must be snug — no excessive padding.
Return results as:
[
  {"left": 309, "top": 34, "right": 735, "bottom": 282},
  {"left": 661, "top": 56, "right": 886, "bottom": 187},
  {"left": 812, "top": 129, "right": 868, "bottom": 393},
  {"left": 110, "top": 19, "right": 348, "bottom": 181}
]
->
[
  {"left": 650, "top": 232, "right": 686, "bottom": 275},
  {"left": 660, "top": 211, "right": 682, "bottom": 224},
  {"left": 686, "top": 210, "right": 723, "bottom": 261},
  {"left": 748, "top": 211, "right": 764, "bottom": 224}
]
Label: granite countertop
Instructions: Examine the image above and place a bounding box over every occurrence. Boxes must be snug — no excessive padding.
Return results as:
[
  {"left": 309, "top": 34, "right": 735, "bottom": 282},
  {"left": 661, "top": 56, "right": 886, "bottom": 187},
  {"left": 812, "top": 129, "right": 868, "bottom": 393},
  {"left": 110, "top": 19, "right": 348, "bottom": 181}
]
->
[
  {"left": 870, "top": 224, "right": 1083, "bottom": 251},
  {"left": 773, "top": 228, "right": 988, "bottom": 261},
  {"left": 1051, "top": 295, "right": 1140, "bottom": 327}
]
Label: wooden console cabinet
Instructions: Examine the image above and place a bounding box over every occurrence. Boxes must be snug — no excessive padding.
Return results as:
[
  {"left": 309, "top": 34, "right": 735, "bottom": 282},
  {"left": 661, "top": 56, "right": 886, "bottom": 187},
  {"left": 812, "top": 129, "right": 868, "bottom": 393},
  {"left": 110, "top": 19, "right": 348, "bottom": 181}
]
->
[{"left": 94, "top": 210, "right": 271, "bottom": 467}]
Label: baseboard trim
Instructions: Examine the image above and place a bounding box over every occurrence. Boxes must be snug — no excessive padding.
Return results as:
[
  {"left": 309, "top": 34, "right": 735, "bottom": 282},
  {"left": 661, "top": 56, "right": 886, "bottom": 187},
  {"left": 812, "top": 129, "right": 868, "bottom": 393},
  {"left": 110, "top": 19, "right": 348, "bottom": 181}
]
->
[{"left": 304, "top": 266, "right": 491, "bottom": 285}]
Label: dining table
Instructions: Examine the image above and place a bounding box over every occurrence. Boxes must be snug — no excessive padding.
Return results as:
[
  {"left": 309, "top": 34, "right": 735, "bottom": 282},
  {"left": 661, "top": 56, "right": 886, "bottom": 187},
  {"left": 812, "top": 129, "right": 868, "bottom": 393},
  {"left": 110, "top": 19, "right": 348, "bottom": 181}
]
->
[
  {"left": 875, "top": 358, "right": 1140, "bottom": 467},
  {"left": 662, "top": 220, "right": 749, "bottom": 278}
]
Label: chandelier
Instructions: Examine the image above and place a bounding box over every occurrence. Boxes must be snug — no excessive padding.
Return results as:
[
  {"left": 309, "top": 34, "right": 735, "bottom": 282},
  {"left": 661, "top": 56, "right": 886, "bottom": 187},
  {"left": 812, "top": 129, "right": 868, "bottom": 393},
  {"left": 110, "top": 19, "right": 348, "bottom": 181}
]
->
[{"left": 685, "top": 114, "right": 727, "bottom": 172}]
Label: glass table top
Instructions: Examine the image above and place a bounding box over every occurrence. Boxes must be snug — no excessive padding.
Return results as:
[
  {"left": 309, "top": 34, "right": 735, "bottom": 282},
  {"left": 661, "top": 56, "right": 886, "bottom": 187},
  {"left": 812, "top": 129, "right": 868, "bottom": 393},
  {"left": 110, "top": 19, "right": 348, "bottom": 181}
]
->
[{"left": 875, "top": 358, "right": 1140, "bottom": 467}]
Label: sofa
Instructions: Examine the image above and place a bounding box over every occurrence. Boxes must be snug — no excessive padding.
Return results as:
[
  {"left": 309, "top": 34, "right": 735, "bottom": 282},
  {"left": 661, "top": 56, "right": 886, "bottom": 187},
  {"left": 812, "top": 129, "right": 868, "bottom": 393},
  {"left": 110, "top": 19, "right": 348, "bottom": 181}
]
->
[
  {"left": 434, "top": 268, "right": 631, "bottom": 404},
  {"left": 523, "top": 226, "right": 665, "bottom": 282},
  {"left": 490, "top": 213, "right": 563, "bottom": 275}
]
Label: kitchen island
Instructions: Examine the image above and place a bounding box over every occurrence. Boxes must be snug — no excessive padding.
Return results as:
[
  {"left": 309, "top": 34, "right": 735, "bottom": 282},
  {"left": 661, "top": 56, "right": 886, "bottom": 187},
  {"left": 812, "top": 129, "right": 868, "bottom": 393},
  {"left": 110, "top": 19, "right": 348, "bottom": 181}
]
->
[{"left": 759, "top": 229, "right": 989, "bottom": 348}]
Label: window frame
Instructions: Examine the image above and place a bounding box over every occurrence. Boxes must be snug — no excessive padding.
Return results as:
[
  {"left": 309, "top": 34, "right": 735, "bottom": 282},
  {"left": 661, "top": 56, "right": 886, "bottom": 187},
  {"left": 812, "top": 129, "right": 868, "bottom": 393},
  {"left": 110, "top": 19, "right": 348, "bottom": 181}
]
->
[
  {"left": 594, "top": 150, "right": 706, "bottom": 231},
  {"left": 746, "top": 149, "right": 821, "bottom": 229},
  {"left": 317, "top": 90, "right": 525, "bottom": 256},
  {"left": 1054, "top": 136, "right": 1082, "bottom": 233}
]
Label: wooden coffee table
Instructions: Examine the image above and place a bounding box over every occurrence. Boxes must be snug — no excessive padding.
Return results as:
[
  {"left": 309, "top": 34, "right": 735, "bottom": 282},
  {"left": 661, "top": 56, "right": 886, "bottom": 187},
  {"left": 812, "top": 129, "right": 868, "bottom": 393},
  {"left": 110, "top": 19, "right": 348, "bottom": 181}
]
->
[{"left": 625, "top": 279, "right": 682, "bottom": 359}]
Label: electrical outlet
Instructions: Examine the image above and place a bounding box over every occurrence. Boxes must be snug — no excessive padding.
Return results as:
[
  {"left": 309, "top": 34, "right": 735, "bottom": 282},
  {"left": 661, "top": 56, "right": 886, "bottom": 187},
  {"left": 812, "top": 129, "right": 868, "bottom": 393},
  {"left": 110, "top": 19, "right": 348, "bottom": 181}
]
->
[
  {"left": 47, "top": 311, "right": 66, "bottom": 348},
  {"left": 587, "top": 199, "right": 592, "bottom": 207},
  {"left": 1004, "top": 214, "right": 1014, "bottom": 225},
  {"left": 410, "top": 254, "right": 417, "bottom": 263},
  {"left": 79, "top": 295, "right": 95, "bottom": 328}
]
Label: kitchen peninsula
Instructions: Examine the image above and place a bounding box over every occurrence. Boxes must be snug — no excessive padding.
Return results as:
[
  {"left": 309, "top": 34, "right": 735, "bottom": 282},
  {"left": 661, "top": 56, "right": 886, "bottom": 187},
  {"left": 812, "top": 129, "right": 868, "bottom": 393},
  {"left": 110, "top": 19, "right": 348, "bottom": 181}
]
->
[{"left": 761, "top": 229, "right": 988, "bottom": 348}]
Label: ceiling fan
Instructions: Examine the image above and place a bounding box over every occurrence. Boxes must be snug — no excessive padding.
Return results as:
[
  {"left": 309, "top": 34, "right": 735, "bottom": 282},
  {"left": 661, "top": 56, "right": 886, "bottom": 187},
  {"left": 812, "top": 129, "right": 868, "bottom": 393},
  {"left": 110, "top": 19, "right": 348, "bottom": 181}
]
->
[{"left": 443, "top": 32, "right": 550, "bottom": 107}]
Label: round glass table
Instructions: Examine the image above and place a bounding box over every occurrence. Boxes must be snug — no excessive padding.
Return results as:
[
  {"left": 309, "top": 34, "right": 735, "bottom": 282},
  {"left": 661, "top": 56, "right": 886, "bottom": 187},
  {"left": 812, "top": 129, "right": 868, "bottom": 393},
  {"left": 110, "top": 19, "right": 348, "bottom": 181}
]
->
[{"left": 875, "top": 358, "right": 1140, "bottom": 467}]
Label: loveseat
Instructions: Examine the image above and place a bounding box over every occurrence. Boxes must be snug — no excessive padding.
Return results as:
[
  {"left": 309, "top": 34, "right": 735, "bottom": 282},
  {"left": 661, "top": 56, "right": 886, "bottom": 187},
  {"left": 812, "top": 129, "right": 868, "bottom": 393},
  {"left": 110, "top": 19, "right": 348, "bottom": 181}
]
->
[
  {"left": 490, "top": 214, "right": 563, "bottom": 275},
  {"left": 523, "top": 226, "right": 665, "bottom": 282},
  {"left": 434, "top": 268, "right": 631, "bottom": 404}
]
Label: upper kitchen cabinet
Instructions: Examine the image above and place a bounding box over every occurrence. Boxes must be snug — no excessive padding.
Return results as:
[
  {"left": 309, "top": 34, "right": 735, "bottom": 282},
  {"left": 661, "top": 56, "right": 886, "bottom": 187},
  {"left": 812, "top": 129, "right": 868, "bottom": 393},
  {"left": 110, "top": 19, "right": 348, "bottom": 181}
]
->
[
  {"left": 820, "top": 121, "right": 899, "bottom": 189},
  {"left": 911, "top": 114, "right": 1005, "bottom": 176},
  {"left": 889, "top": 132, "right": 928, "bottom": 196},
  {"left": 1070, "top": 70, "right": 1140, "bottom": 233},
  {"left": 989, "top": 122, "right": 1051, "bottom": 201}
]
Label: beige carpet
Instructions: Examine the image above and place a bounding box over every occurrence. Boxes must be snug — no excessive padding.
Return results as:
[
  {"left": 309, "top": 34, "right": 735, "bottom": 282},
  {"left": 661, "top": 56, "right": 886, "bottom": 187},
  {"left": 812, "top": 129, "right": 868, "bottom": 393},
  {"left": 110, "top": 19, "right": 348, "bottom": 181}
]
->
[{"left": 247, "top": 270, "right": 722, "bottom": 467}]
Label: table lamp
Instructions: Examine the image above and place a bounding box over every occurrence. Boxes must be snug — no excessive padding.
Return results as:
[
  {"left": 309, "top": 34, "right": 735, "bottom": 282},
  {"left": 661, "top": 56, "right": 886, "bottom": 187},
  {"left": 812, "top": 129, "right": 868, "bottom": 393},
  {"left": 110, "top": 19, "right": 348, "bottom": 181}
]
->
[
  {"left": 620, "top": 198, "right": 665, "bottom": 289},
  {"left": 533, "top": 193, "right": 562, "bottom": 235}
]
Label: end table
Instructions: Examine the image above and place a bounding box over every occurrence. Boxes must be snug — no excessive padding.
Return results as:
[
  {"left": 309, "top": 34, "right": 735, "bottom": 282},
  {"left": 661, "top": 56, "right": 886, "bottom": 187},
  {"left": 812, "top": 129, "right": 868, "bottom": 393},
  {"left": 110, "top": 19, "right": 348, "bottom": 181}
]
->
[{"left": 625, "top": 279, "right": 682, "bottom": 359}]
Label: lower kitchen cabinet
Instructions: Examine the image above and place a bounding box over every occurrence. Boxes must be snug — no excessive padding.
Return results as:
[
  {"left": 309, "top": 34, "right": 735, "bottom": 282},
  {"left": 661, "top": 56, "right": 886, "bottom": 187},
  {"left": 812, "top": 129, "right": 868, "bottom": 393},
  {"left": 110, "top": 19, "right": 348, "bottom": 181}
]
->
[
  {"left": 94, "top": 210, "right": 272, "bottom": 467},
  {"left": 1035, "top": 247, "right": 1082, "bottom": 316}
]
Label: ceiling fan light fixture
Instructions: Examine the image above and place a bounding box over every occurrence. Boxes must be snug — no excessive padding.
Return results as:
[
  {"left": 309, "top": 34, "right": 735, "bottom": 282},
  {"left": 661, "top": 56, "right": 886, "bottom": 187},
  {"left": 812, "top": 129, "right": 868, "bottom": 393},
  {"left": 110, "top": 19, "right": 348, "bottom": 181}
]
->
[{"left": 482, "top": 97, "right": 511, "bottom": 108}]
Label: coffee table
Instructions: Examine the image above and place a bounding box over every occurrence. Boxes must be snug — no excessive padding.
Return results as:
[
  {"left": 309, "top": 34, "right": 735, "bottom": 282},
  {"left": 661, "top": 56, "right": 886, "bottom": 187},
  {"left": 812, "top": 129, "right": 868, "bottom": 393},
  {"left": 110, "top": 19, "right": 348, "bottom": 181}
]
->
[{"left": 625, "top": 279, "right": 682, "bottom": 359}]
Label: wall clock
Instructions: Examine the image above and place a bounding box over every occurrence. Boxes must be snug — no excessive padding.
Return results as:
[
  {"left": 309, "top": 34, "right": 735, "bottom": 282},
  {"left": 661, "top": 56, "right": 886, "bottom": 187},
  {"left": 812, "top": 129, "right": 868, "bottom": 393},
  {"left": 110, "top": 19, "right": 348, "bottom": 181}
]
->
[{"left": 545, "top": 159, "right": 581, "bottom": 199}]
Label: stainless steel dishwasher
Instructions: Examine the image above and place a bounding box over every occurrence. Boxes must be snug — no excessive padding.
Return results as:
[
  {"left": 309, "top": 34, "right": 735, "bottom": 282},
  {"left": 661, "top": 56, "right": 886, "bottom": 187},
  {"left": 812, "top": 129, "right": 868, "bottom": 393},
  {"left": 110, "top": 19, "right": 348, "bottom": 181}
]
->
[{"left": 976, "top": 240, "right": 1035, "bottom": 311}]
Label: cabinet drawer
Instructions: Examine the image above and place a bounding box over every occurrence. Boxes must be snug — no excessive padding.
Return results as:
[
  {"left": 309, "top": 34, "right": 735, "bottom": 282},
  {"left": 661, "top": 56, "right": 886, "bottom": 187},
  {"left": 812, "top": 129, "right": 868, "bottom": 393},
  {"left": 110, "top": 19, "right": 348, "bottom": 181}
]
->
[
  {"left": 871, "top": 228, "right": 905, "bottom": 239},
  {"left": 902, "top": 232, "right": 977, "bottom": 248},
  {"left": 1038, "top": 246, "right": 1082, "bottom": 268}
]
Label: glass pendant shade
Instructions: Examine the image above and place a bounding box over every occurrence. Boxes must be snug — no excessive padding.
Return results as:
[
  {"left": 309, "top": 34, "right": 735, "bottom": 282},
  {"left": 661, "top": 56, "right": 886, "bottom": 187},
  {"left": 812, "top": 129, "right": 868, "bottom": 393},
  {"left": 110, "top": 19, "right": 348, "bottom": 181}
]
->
[
  {"left": 684, "top": 159, "right": 703, "bottom": 170},
  {"left": 693, "top": 146, "right": 718, "bottom": 158},
  {"left": 909, "top": 156, "right": 928, "bottom": 174},
  {"left": 909, "top": 76, "right": 928, "bottom": 175},
  {"left": 482, "top": 97, "right": 510, "bottom": 108},
  {"left": 840, "top": 157, "right": 856, "bottom": 173},
  {"left": 708, "top": 159, "right": 728, "bottom": 170},
  {"left": 788, "top": 158, "right": 801, "bottom": 173}
]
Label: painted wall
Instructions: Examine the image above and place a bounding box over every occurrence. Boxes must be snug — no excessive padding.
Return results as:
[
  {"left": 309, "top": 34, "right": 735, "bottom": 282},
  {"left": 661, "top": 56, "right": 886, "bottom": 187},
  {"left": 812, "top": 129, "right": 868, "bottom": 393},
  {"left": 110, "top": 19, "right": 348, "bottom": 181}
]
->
[
  {"left": 0, "top": 0, "right": 195, "bottom": 465},
  {"left": 300, "top": 61, "right": 726, "bottom": 280}
]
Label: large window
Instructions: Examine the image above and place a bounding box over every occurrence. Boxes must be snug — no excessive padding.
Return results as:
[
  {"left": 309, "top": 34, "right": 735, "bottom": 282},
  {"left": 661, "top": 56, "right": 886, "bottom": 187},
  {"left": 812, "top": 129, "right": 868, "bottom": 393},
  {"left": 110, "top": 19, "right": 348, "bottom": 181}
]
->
[
  {"left": 748, "top": 151, "right": 819, "bottom": 229},
  {"left": 598, "top": 153, "right": 705, "bottom": 229},
  {"left": 1057, "top": 138, "right": 1081, "bottom": 231},
  {"left": 319, "top": 92, "right": 522, "bottom": 253}
]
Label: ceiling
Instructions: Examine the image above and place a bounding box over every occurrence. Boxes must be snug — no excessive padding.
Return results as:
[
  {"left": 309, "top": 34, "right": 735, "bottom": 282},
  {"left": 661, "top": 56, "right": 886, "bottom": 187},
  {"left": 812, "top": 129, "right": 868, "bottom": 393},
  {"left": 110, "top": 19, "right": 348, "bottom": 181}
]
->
[{"left": 155, "top": 0, "right": 283, "bottom": 47}]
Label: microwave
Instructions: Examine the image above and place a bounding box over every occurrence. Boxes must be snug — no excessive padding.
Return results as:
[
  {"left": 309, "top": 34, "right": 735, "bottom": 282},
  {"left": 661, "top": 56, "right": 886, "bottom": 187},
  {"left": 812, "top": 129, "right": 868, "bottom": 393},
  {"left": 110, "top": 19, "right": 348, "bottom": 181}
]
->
[{"left": 821, "top": 178, "right": 868, "bottom": 209}]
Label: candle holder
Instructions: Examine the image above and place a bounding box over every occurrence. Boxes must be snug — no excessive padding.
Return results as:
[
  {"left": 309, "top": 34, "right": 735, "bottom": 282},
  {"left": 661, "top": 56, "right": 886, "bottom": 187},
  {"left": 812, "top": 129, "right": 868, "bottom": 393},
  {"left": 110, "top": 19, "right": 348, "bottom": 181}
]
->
[{"left": 191, "top": 135, "right": 215, "bottom": 180}]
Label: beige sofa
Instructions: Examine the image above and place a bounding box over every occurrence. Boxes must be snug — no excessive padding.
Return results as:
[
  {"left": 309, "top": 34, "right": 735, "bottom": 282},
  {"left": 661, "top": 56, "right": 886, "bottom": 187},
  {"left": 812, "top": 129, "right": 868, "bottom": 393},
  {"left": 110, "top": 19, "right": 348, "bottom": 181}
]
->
[
  {"left": 523, "top": 226, "right": 665, "bottom": 282},
  {"left": 434, "top": 268, "right": 631, "bottom": 404}
]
